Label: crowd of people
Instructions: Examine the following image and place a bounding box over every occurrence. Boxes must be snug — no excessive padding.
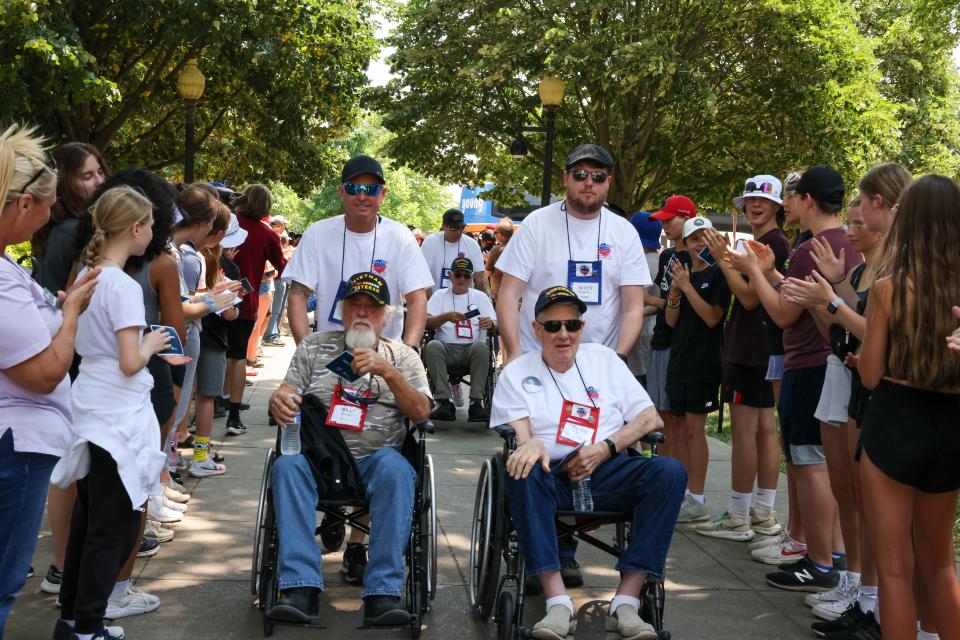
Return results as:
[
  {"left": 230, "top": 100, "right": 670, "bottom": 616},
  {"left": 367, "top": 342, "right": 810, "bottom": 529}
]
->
[{"left": 1, "top": 121, "right": 959, "bottom": 640}]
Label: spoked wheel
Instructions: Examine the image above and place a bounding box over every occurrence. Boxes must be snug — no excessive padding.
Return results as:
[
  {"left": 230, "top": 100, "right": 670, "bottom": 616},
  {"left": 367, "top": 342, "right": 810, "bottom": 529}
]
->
[
  {"left": 422, "top": 454, "right": 438, "bottom": 601},
  {"left": 496, "top": 590, "right": 515, "bottom": 640},
  {"left": 468, "top": 457, "right": 503, "bottom": 620},
  {"left": 251, "top": 449, "right": 275, "bottom": 595},
  {"left": 408, "top": 523, "right": 424, "bottom": 639},
  {"left": 258, "top": 498, "right": 278, "bottom": 637}
]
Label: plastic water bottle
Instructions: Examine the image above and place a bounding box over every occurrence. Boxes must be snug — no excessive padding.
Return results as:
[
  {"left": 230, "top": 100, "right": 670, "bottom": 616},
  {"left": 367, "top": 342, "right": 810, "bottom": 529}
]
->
[
  {"left": 572, "top": 477, "right": 594, "bottom": 512},
  {"left": 280, "top": 408, "right": 301, "bottom": 456}
]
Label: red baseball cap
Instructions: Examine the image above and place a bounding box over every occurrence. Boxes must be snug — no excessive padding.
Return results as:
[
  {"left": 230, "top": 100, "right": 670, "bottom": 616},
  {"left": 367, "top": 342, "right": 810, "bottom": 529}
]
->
[{"left": 650, "top": 195, "right": 697, "bottom": 221}]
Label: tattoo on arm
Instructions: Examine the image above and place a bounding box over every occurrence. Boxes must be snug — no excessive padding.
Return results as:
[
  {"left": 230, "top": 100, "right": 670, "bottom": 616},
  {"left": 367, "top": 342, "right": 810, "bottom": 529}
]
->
[{"left": 289, "top": 282, "right": 312, "bottom": 298}]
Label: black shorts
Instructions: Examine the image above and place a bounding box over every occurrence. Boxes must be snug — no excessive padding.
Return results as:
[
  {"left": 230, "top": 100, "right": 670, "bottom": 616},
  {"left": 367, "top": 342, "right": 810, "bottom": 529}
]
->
[
  {"left": 146, "top": 355, "right": 175, "bottom": 426},
  {"left": 667, "top": 382, "right": 720, "bottom": 416},
  {"left": 226, "top": 318, "right": 256, "bottom": 360},
  {"left": 861, "top": 380, "right": 960, "bottom": 493},
  {"left": 778, "top": 366, "right": 826, "bottom": 465},
  {"left": 848, "top": 368, "right": 871, "bottom": 426},
  {"left": 722, "top": 363, "right": 775, "bottom": 408}
]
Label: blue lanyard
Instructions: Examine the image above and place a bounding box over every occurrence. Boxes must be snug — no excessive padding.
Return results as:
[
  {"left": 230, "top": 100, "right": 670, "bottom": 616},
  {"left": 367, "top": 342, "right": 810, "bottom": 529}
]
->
[{"left": 339, "top": 216, "right": 379, "bottom": 283}]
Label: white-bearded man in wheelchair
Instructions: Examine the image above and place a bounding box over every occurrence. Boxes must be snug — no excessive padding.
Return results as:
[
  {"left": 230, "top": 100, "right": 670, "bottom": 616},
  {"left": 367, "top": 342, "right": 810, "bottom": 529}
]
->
[
  {"left": 267, "top": 271, "right": 432, "bottom": 627},
  {"left": 490, "top": 286, "right": 687, "bottom": 640}
]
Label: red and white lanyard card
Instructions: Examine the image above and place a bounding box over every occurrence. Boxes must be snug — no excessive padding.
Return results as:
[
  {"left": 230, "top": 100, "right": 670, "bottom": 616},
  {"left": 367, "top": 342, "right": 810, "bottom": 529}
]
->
[
  {"left": 326, "top": 384, "right": 369, "bottom": 431},
  {"left": 455, "top": 319, "right": 473, "bottom": 339},
  {"left": 556, "top": 399, "right": 600, "bottom": 447}
]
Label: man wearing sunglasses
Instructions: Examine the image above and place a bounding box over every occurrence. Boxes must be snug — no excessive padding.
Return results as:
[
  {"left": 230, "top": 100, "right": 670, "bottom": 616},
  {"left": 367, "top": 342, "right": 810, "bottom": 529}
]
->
[
  {"left": 283, "top": 155, "right": 434, "bottom": 349},
  {"left": 496, "top": 144, "right": 651, "bottom": 367},
  {"left": 490, "top": 286, "right": 685, "bottom": 640},
  {"left": 424, "top": 257, "right": 497, "bottom": 422},
  {"left": 268, "top": 271, "right": 433, "bottom": 628},
  {"left": 420, "top": 208, "right": 489, "bottom": 294}
]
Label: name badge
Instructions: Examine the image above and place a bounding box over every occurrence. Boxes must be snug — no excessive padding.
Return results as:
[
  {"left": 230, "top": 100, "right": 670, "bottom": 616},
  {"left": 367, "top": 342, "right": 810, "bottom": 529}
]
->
[
  {"left": 567, "top": 260, "right": 602, "bottom": 305},
  {"left": 328, "top": 281, "right": 347, "bottom": 325},
  {"left": 556, "top": 400, "right": 600, "bottom": 447},
  {"left": 455, "top": 319, "right": 473, "bottom": 339},
  {"left": 439, "top": 267, "right": 452, "bottom": 289},
  {"left": 326, "top": 384, "right": 369, "bottom": 430}
]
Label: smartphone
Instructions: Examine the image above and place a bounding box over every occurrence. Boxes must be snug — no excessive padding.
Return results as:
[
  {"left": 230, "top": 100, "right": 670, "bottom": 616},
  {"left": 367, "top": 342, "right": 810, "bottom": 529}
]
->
[
  {"left": 149, "top": 325, "right": 184, "bottom": 356},
  {"left": 697, "top": 246, "right": 716, "bottom": 267},
  {"left": 734, "top": 238, "right": 747, "bottom": 253},
  {"left": 325, "top": 351, "right": 360, "bottom": 382},
  {"left": 240, "top": 278, "right": 254, "bottom": 294},
  {"left": 463, "top": 308, "right": 480, "bottom": 320}
]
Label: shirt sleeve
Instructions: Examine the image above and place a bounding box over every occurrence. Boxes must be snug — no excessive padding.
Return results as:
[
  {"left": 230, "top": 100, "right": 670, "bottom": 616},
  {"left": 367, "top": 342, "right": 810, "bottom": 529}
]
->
[
  {"left": 0, "top": 277, "right": 54, "bottom": 368},
  {"left": 109, "top": 279, "right": 147, "bottom": 332},
  {"left": 426, "top": 290, "right": 442, "bottom": 316},
  {"left": 397, "top": 230, "right": 435, "bottom": 295},
  {"left": 281, "top": 222, "right": 321, "bottom": 289},
  {"left": 397, "top": 343, "right": 432, "bottom": 400},
  {"left": 181, "top": 252, "right": 203, "bottom": 294},
  {"left": 617, "top": 223, "right": 653, "bottom": 286},
  {"left": 488, "top": 362, "right": 531, "bottom": 427},
  {"left": 494, "top": 215, "right": 538, "bottom": 282}
]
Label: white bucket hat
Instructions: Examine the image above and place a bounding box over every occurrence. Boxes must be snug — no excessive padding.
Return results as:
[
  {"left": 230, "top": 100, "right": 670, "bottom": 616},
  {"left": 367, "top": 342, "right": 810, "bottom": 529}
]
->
[
  {"left": 220, "top": 213, "right": 248, "bottom": 249},
  {"left": 733, "top": 174, "right": 783, "bottom": 210}
]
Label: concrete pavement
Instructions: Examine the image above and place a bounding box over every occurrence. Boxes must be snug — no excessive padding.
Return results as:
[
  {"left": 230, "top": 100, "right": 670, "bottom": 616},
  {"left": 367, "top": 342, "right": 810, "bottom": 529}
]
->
[{"left": 9, "top": 339, "right": 818, "bottom": 639}]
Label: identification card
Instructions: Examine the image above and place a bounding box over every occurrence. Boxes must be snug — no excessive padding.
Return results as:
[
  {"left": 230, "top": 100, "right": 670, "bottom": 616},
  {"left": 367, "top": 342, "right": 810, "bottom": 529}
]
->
[
  {"left": 328, "top": 280, "right": 347, "bottom": 325},
  {"left": 556, "top": 400, "right": 600, "bottom": 446},
  {"left": 149, "top": 325, "right": 185, "bottom": 356},
  {"left": 326, "top": 384, "right": 368, "bottom": 430},
  {"left": 439, "top": 267, "right": 452, "bottom": 289},
  {"left": 567, "top": 260, "right": 602, "bottom": 305},
  {"left": 325, "top": 351, "right": 361, "bottom": 383},
  {"left": 455, "top": 319, "right": 474, "bottom": 339}
]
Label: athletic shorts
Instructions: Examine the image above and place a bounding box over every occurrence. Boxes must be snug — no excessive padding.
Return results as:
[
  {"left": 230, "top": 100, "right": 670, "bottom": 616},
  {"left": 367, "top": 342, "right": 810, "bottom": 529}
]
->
[
  {"left": 146, "top": 355, "right": 175, "bottom": 426},
  {"left": 170, "top": 362, "right": 185, "bottom": 388},
  {"left": 861, "top": 380, "right": 960, "bottom": 493},
  {"left": 645, "top": 348, "right": 671, "bottom": 412},
  {"left": 227, "top": 318, "right": 256, "bottom": 360},
  {"left": 723, "top": 363, "right": 775, "bottom": 408},
  {"left": 778, "top": 365, "right": 827, "bottom": 465},
  {"left": 765, "top": 355, "right": 785, "bottom": 381},
  {"left": 667, "top": 381, "right": 720, "bottom": 416},
  {"left": 195, "top": 345, "right": 228, "bottom": 398},
  {"left": 848, "top": 368, "right": 871, "bottom": 426},
  {"left": 814, "top": 355, "right": 852, "bottom": 426}
]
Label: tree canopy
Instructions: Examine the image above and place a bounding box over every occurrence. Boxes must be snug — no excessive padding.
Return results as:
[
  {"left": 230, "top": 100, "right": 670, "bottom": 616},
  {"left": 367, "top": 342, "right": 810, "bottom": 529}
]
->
[
  {"left": 0, "top": 0, "right": 378, "bottom": 192},
  {"left": 376, "top": 0, "right": 960, "bottom": 212}
]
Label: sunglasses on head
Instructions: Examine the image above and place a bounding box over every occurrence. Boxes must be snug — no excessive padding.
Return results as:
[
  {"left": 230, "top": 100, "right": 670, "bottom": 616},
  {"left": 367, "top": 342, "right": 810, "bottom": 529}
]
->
[
  {"left": 451, "top": 271, "right": 472, "bottom": 279},
  {"left": 744, "top": 181, "right": 778, "bottom": 194},
  {"left": 569, "top": 170, "right": 609, "bottom": 183},
  {"left": 19, "top": 151, "right": 57, "bottom": 194},
  {"left": 338, "top": 377, "right": 381, "bottom": 406},
  {"left": 343, "top": 183, "right": 384, "bottom": 197},
  {"left": 537, "top": 319, "right": 584, "bottom": 333}
]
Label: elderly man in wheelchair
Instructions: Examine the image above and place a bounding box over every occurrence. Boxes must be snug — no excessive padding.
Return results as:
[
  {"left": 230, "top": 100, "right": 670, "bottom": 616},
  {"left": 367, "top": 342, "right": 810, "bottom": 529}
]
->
[
  {"left": 490, "top": 286, "right": 687, "bottom": 640},
  {"left": 267, "top": 271, "right": 432, "bottom": 628}
]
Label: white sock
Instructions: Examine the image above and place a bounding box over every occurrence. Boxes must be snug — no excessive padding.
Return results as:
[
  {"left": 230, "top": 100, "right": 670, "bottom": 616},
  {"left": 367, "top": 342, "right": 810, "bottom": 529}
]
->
[
  {"left": 684, "top": 489, "right": 691, "bottom": 498},
  {"left": 111, "top": 579, "right": 128, "bottom": 597},
  {"left": 688, "top": 493, "right": 705, "bottom": 505},
  {"left": 729, "top": 490, "right": 752, "bottom": 520},
  {"left": 609, "top": 595, "right": 641, "bottom": 616},
  {"left": 917, "top": 631, "right": 939, "bottom": 640},
  {"left": 859, "top": 585, "right": 878, "bottom": 613},
  {"left": 754, "top": 488, "right": 776, "bottom": 517},
  {"left": 545, "top": 595, "right": 575, "bottom": 617},
  {"left": 75, "top": 634, "right": 95, "bottom": 640}
]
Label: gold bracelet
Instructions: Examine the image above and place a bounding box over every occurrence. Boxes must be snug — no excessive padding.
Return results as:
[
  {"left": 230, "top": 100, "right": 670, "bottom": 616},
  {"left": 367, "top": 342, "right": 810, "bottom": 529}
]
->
[{"left": 666, "top": 297, "right": 681, "bottom": 309}]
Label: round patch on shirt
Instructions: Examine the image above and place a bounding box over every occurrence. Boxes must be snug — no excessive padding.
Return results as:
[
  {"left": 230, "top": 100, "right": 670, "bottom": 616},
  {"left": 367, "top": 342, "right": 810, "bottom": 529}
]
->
[{"left": 521, "top": 376, "right": 543, "bottom": 394}]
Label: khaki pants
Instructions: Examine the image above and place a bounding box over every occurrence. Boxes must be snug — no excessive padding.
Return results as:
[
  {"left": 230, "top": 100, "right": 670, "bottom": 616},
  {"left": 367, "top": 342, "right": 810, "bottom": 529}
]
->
[{"left": 423, "top": 340, "right": 490, "bottom": 401}]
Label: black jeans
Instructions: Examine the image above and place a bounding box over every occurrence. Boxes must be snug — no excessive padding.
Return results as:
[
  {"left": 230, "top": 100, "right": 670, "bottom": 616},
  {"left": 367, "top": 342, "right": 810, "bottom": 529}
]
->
[{"left": 59, "top": 444, "right": 142, "bottom": 633}]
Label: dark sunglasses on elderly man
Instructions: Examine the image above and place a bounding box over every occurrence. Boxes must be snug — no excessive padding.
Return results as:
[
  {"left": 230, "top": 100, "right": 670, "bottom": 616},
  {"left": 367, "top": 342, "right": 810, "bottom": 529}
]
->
[
  {"left": 343, "top": 183, "right": 384, "bottom": 197},
  {"left": 569, "top": 170, "right": 609, "bottom": 184},
  {"left": 537, "top": 319, "right": 584, "bottom": 333},
  {"left": 19, "top": 151, "right": 57, "bottom": 194},
  {"left": 451, "top": 271, "right": 472, "bottom": 279}
]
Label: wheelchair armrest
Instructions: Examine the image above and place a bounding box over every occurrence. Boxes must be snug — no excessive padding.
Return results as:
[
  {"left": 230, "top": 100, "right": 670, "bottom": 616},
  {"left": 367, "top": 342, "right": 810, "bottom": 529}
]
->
[
  {"left": 492, "top": 424, "right": 515, "bottom": 440},
  {"left": 640, "top": 431, "right": 665, "bottom": 445},
  {"left": 417, "top": 420, "right": 435, "bottom": 435}
]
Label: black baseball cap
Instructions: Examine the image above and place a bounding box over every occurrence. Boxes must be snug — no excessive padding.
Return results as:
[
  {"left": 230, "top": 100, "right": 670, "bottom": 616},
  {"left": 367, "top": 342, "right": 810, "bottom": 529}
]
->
[
  {"left": 451, "top": 257, "right": 473, "bottom": 273},
  {"left": 341, "top": 155, "right": 385, "bottom": 184},
  {"left": 564, "top": 144, "right": 614, "bottom": 170},
  {"left": 442, "top": 208, "right": 465, "bottom": 229},
  {"left": 342, "top": 272, "right": 390, "bottom": 306},
  {"left": 795, "top": 166, "right": 845, "bottom": 206},
  {"left": 534, "top": 285, "right": 588, "bottom": 316}
]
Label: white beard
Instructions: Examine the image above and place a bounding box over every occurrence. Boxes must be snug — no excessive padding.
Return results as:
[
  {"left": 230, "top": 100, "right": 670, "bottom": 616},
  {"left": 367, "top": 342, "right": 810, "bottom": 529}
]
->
[{"left": 345, "top": 324, "right": 377, "bottom": 349}]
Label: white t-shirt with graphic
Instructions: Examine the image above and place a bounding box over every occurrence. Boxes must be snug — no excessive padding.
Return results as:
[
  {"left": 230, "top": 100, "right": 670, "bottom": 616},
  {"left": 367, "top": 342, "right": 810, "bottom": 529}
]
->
[
  {"left": 427, "top": 287, "right": 497, "bottom": 344},
  {"left": 490, "top": 342, "right": 653, "bottom": 460},
  {"left": 420, "top": 231, "right": 484, "bottom": 291},
  {"left": 495, "top": 201, "right": 652, "bottom": 353},
  {"left": 282, "top": 214, "right": 434, "bottom": 341}
]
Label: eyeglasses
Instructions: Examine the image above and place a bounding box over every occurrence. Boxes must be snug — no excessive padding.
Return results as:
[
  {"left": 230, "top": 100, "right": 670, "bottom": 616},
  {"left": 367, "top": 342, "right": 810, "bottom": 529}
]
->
[
  {"left": 19, "top": 151, "right": 57, "bottom": 195},
  {"left": 569, "top": 170, "right": 608, "bottom": 183},
  {"left": 337, "top": 377, "right": 381, "bottom": 406},
  {"left": 537, "top": 319, "right": 584, "bottom": 333},
  {"left": 744, "top": 181, "right": 778, "bottom": 195},
  {"left": 451, "top": 271, "right": 472, "bottom": 279},
  {"left": 342, "top": 183, "right": 384, "bottom": 197}
]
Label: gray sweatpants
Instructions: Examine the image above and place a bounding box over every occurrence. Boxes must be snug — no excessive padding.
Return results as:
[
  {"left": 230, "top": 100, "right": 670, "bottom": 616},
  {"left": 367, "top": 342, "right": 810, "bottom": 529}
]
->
[{"left": 423, "top": 340, "right": 490, "bottom": 401}]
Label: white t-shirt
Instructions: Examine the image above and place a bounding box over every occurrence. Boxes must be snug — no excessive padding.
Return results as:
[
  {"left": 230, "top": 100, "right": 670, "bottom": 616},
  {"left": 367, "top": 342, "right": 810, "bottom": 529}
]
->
[
  {"left": 495, "top": 201, "right": 652, "bottom": 353},
  {"left": 427, "top": 287, "right": 497, "bottom": 344},
  {"left": 490, "top": 343, "right": 653, "bottom": 460},
  {"left": 282, "top": 214, "right": 434, "bottom": 341},
  {"left": 420, "top": 231, "right": 484, "bottom": 291},
  {"left": 75, "top": 266, "right": 151, "bottom": 385}
]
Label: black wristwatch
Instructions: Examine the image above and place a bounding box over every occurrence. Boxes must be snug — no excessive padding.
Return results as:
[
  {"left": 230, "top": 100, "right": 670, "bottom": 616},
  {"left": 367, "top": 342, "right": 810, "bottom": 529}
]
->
[
  {"left": 603, "top": 438, "right": 618, "bottom": 459},
  {"left": 826, "top": 296, "right": 845, "bottom": 315}
]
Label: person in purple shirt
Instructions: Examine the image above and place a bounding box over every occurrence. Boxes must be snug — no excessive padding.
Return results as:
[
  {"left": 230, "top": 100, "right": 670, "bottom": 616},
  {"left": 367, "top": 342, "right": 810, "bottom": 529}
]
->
[{"left": 0, "top": 124, "right": 99, "bottom": 635}]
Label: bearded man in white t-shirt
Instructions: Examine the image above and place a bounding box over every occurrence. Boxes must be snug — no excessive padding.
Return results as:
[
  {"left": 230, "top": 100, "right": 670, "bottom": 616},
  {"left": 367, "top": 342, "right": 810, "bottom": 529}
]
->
[
  {"left": 419, "top": 208, "right": 489, "bottom": 294},
  {"left": 284, "top": 156, "right": 434, "bottom": 349}
]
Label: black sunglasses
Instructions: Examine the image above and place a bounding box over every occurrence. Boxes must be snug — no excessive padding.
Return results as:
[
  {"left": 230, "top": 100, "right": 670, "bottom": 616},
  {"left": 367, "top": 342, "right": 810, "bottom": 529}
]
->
[
  {"left": 19, "top": 151, "right": 57, "bottom": 194},
  {"left": 451, "top": 271, "right": 472, "bottom": 279},
  {"left": 342, "top": 183, "right": 383, "bottom": 197},
  {"left": 537, "top": 319, "right": 584, "bottom": 333},
  {"left": 569, "top": 170, "right": 608, "bottom": 183}
]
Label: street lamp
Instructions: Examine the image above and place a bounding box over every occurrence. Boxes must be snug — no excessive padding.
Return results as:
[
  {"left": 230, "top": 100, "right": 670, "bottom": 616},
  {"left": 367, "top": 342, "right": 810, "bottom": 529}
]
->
[
  {"left": 177, "top": 58, "right": 205, "bottom": 184},
  {"left": 509, "top": 76, "right": 566, "bottom": 207}
]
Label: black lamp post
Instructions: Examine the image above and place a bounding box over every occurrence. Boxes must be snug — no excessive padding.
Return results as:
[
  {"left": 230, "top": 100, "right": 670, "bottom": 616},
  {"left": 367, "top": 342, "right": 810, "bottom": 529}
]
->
[
  {"left": 510, "top": 76, "right": 566, "bottom": 207},
  {"left": 177, "top": 59, "right": 205, "bottom": 184}
]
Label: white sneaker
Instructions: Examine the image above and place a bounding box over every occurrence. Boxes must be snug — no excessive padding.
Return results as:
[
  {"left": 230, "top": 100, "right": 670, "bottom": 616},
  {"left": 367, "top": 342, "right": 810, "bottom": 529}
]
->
[
  {"left": 165, "top": 477, "right": 187, "bottom": 494},
  {"left": 105, "top": 582, "right": 159, "bottom": 618},
  {"left": 147, "top": 495, "right": 183, "bottom": 523},
  {"left": 143, "top": 519, "right": 174, "bottom": 543},
  {"left": 750, "top": 509, "right": 783, "bottom": 536},
  {"left": 188, "top": 456, "right": 226, "bottom": 478},
  {"left": 532, "top": 604, "right": 576, "bottom": 640},
  {"left": 162, "top": 483, "right": 190, "bottom": 503},
  {"left": 676, "top": 495, "right": 710, "bottom": 524},
  {"left": 160, "top": 494, "right": 188, "bottom": 513},
  {"left": 807, "top": 572, "right": 860, "bottom": 616},
  {"left": 605, "top": 604, "right": 657, "bottom": 640},
  {"left": 750, "top": 535, "right": 807, "bottom": 565},
  {"left": 694, "top": 511, "right": 755, "bottom": 541},
  {"left": 749, "top": 529, "right": 785, "bottom": 551}
]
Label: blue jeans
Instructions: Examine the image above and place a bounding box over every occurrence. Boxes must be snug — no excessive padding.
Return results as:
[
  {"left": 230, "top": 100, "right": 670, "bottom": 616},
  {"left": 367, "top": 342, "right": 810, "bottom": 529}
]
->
[
  {"left": 271, "top": 447, "right": 416, "bottom": 597},
  {"left": 264, "top": 279, "right": 288, "bottom": 340},
  {"left": 0, "top": 430, "right": 58, "bottom": 637},
  {"left": 505, "top": 452, "right": 686, "bottom": 577}
]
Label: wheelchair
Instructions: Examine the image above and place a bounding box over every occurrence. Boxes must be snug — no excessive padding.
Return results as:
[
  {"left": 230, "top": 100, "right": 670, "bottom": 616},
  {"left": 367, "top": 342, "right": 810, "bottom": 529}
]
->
[
  {"left": 251, "top": 419, "right": 437, "bottom": 637},
  {"left": 468, "top": 426, "right": 671, "bottom": 640},
  {"left": 420, "top": 330, "right": 498, "bottom": 419}
]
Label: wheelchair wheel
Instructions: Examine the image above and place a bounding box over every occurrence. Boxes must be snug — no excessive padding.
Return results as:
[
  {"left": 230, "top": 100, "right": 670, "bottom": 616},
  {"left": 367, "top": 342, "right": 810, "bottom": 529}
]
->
[
  {"left": 422, "top": 454, "right": 438, "bottom": 601},
  {"left": 468, "top": 456, "right": 504, "bottom": 620},
  {"left": 495, "top": 590, "right": 515, "bottom": 640},
  {"left": 251, "top": 448, "right": 275, "bottom": 595}
]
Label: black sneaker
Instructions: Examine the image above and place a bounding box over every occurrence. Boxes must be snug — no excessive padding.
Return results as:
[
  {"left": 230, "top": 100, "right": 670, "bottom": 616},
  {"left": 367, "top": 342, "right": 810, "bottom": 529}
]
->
[
  {"left": 27, "top": 565, "right": 34, "bottom": 578},
  {"left": 560, "top": 557, "right": 583, "bottom": 588},
  {"left": 467, "top": 401, "right": 489, "bottom": 422},
  {"left": 340, "top": 543, "right": 368, "bottom": 584},
  {"left": 811, "top": 602, "right": 870, "bottom": 637},
  {"left": 137, "top": 537, "right": 160, "bottom": 558},
  {"left": 268, "top": 586, "right": 320, "bottom": 624},
  {"left": 363, "top": 595, "right": 408, "bottom": 627},
  {"left": 823, "top": 610, "right": 881, "bottom": 640},
  {"left": 41, "top": 564, "right": 63, "bottom": 594},
  {"left": 430, "top": 400, "right": 456, "bottom": 421},
  {"left": 765, "top": 556, "right": 839, "bottom": 592},
  {"left": 320, "top": 511, "right": 346, "bottom": 553},
  {"left": 53, "top": 619, "right": 125, "bottom": 640},
  {"left": 213, "top": 403, "right": 226, "bottom": 418},
  {"left": 180, "top": 434, "right": 195, "bottom": 449},
  {"left": 225, "top": 417, "right": 246, "bottom": 436}
]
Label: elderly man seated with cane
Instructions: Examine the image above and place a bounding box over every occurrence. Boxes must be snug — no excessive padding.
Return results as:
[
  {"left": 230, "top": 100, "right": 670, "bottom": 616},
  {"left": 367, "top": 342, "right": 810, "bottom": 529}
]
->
[
  {"left": 490, "top": 285, "right": 686, "bottom": 640},
  {"left": 267, "top": 271, "right": 431, "bottom": 627}
]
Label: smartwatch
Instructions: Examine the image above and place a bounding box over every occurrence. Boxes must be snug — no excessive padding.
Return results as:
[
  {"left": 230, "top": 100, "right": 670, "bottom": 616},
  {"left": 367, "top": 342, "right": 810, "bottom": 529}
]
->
[
  {"left": 603, "top": 438, "right": 618, "bottom": 459},
  {"left": 826, "top": 296, "right": 845, "bottom": 315}
]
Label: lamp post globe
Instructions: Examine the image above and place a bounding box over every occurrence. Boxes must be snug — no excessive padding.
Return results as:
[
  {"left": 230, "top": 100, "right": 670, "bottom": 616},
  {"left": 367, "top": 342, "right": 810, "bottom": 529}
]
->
[{"left": 538, "top": 76, "right": 564, "bottom": 206}]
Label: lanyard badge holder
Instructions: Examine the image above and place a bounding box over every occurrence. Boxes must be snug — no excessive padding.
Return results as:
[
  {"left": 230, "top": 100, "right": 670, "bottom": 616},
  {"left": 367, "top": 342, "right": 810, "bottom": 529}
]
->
[
  {"left": 327, "top": 382, "right": 375, "bottom": 430},
  {"left": 564, "top": 208, "right": 603, "bottom": 305},
  {"left": 546, "top": 357, "right": 602, "bottom": 446},
  {"left": 328, "top": 281, "right": 347, "bottom": 325},
  {"left": 455, "top": 319, "right": 473, "bottom": 339},
  {"left": 439, "top": 267, "right": 453, "bottom": 289}
]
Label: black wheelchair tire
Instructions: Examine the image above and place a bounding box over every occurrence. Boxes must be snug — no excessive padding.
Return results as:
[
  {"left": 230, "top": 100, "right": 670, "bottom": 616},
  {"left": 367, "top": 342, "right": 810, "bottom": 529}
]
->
[
  {"left": 251, "top": 449, "right": 275, "bottom": 596},
  {"left": 496, "top": 590, "right": 515, "bottom": 640}
]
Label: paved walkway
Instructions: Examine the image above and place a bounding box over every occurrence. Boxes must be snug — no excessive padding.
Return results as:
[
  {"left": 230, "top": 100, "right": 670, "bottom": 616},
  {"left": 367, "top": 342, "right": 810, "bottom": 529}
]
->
[{"left": 9, "top": 340, "right": 818, "bottom": 639}]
